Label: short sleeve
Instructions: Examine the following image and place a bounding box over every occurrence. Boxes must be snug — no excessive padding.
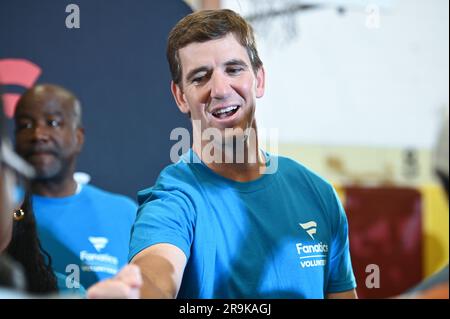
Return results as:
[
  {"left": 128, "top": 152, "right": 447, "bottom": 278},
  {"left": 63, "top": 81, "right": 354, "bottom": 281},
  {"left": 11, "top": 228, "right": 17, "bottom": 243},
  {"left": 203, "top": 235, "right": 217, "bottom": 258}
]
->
[
  {"left": 327, "top": 188, "right": 357, "bottom": 293},
  {"left": 128, "top": 188, "right": 196, "bottom": 262}
]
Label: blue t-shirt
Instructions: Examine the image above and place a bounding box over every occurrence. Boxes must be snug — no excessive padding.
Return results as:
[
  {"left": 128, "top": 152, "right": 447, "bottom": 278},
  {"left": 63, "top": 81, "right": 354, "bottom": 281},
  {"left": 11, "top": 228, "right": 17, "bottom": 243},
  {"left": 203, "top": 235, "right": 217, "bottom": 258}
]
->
[
  {"left": 129, "top": 150, "right": 356, "bottom": 298},
  {"left": 55, "top": 272, "right": 86, "bottom": 297},
  {"left": 33, "top": 184, "right": 137, "bottom": 289}
]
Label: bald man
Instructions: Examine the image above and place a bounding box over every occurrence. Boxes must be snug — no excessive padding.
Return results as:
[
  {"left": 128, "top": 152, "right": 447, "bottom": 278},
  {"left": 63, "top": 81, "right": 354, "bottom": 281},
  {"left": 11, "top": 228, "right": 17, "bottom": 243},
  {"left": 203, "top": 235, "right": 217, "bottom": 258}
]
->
[{"left": 13, "top": 84, "right": 137, "bottom": 290}]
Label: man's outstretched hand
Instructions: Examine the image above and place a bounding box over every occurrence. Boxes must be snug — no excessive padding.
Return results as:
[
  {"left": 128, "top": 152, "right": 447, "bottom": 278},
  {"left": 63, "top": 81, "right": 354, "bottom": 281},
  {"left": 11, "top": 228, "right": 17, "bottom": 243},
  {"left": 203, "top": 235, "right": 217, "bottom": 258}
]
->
[{"left": 87, "top": 264, "right": 142, "bottom": 299}]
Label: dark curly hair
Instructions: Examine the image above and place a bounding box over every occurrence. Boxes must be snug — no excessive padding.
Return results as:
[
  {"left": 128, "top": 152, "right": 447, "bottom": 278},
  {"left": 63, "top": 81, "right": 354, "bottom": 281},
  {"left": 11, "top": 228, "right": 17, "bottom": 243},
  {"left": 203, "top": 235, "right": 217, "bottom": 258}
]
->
[{"left": 6, "top": 190, "right": 58, "bottom": 294}]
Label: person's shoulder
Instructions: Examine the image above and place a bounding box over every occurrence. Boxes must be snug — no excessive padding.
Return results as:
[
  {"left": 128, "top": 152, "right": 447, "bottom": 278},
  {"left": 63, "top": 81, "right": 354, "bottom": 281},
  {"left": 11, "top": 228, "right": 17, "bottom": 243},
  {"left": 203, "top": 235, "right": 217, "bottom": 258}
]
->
[
  {"left": 160, "top": 155, "right": 199, "bottom": 182},
  {"left": 82, "top": 184, "right": 137, "bottom": 209},
  {"left": 137, "top": 156, "right": 203, "bottom": 205},
  {"left": 274, "top": 154, "right": 333, "bottom": 189},
  {"left": 146, "top": 156, "right": 200, "bottom": 191}
]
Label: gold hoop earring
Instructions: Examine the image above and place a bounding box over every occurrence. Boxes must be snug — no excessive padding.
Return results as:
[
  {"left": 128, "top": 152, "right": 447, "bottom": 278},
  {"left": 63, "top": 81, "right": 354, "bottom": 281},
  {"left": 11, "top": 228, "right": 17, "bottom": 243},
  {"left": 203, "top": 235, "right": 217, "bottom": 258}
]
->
[{"left": 13, "top": 209, "right": 25, "bottom": 221}]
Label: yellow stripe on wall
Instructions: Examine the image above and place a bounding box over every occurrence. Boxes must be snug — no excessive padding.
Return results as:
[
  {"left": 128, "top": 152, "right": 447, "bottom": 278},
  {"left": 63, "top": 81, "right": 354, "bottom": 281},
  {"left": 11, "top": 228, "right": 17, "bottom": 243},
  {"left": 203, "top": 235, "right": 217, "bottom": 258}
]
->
[{"left": 421, "top": 184, "right": 449, "bottom": 278}]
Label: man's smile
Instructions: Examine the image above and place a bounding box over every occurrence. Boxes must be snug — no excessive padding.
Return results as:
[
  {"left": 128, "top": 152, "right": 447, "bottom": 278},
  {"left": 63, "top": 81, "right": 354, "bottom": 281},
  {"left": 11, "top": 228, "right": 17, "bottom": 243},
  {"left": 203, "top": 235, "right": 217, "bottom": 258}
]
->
[{"left": 210, "top": 105, "right": 241, "bottom": 119}]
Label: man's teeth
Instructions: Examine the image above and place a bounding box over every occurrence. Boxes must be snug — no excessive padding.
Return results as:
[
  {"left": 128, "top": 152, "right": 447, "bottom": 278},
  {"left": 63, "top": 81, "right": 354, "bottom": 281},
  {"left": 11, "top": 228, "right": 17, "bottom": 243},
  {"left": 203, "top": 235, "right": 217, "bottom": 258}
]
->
[{"left": 214, "top": 105, "right": 238, "bottom": 115}]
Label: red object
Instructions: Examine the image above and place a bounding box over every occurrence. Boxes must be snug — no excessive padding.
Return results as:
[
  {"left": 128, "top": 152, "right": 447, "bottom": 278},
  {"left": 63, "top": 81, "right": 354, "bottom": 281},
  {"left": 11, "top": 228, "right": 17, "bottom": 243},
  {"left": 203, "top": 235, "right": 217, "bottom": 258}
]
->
[
  {"left": 0, "top": 59, "right": 41, "bottom": 117},
  {"left": 345, "top": 187, "right": 422, "bottom": 298}
]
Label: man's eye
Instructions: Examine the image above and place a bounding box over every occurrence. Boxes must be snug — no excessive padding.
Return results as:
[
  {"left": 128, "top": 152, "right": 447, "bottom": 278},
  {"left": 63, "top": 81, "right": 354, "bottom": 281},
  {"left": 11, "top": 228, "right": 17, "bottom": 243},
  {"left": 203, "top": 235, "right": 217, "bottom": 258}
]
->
[
  {"left": 228, "top": 67, "right": 243, "bottom": 75},
  {"left": 48, "top": 120, "right": 61, "bottom": 127},
  {"left": 17, "top": 122, "right": 33, "bottom": 130},
  {"left": 192, "top": 75, "right": 206, "bottom": 84}
]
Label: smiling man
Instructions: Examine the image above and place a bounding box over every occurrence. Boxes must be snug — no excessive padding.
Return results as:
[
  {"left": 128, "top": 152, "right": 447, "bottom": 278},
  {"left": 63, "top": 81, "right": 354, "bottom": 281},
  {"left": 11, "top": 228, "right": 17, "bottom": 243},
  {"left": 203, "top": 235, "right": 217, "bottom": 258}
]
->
[
  {"left": 129, "top": 9, "right": 357, "bottom": 299},
  {"left": 13, "top": 84, "right": 137, "bottom": 289}
]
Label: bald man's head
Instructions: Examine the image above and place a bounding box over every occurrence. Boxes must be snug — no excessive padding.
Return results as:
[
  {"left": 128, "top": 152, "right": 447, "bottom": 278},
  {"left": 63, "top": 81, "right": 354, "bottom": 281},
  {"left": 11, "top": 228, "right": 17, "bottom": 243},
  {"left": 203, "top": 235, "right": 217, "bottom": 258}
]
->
[
  {"left": 13, "top": 84, "right": 84, "bottom": 182},
  {"left": 15, "top": 84, "right": 82, "bottom": 129}
]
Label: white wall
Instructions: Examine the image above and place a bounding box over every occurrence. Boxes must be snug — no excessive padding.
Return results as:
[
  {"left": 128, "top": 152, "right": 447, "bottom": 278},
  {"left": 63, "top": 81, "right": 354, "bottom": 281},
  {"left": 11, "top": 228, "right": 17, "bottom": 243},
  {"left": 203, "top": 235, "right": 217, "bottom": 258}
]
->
[{"left": 223, "top": 0, "right": 449, "bottom": 148}]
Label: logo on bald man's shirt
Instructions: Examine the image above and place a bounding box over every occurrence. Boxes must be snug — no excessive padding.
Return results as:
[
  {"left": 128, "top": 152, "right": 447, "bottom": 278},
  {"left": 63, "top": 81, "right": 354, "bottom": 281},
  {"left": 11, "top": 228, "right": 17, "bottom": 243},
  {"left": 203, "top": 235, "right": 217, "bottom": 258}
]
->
[
  {"left": 80, "top": 236, "right": 118, "bottom": 275},
  {"left": 89, "top": 236, "right": 108, "bottom": 252},
  {"left": 296, "top": 220, "right": 328, "bottom": 268}
]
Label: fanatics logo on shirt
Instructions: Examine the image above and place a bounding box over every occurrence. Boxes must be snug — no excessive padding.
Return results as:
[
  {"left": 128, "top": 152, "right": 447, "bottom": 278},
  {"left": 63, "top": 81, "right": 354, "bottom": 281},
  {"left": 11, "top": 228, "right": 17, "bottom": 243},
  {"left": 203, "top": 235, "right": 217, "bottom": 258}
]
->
[
  {"left": 80, "top": 236, "right": 119, "bottom": 275},
  {"left": 296, "top": 221, "right": 328, "bottom": 268},
  {"left": 299, "top": 221, "right": 317, "bottom": 240},
  {"left": 88, "top": 236, "right": 109, "bottom": 252}
]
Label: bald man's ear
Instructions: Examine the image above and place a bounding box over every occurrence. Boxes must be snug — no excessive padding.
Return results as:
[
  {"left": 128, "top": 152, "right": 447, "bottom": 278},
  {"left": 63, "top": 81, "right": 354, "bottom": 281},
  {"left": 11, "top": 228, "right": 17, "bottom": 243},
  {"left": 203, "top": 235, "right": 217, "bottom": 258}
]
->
[{"left": 75, "top": 127, "right": 85, "bottom": 153}]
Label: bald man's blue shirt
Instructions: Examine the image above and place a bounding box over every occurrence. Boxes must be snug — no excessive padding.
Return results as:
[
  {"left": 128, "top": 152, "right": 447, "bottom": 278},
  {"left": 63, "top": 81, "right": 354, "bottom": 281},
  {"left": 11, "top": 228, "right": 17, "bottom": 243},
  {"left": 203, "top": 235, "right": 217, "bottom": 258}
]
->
[
  {"left": 33, "top": 184, "right": 137, "bottom": 289},
  {"left": 129, "top": 150, "right": 356, "bottom": 298}
]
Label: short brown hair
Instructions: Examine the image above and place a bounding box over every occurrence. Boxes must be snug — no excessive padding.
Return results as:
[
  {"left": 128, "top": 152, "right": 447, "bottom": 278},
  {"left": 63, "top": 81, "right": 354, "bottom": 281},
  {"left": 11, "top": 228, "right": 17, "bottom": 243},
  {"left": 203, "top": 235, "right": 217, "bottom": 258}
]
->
[{"left": 167, "top": 9, "right": 263, "bottom": 86}]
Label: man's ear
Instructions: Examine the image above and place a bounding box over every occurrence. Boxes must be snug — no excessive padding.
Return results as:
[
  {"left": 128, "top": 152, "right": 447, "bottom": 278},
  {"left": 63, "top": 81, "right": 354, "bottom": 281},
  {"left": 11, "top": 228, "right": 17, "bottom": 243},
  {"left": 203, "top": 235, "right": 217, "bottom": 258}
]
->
[
  {"left": 171, "top": 81, "right": 190, "bottom": 114},
  {"left": 75, "top": 127, "right": 85, "bottom": 153},
  {"left": 255, "top": 66, "right": 266, "bottom": 99}
]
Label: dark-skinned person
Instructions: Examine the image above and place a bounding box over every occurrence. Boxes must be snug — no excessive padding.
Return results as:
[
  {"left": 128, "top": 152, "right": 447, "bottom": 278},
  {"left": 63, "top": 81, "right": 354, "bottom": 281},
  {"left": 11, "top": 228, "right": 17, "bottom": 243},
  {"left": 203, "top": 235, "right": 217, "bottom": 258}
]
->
[
  {"left": 1, "top": 96, "right": 142, "bottom": 298},
  {"left": 13, "top": 84, "right": 137, "bottom": 289}
]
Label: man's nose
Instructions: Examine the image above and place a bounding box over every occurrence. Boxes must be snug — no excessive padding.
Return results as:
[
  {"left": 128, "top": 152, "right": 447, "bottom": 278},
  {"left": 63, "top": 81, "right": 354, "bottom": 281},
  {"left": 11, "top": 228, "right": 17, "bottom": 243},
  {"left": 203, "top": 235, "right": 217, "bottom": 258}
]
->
[
  {"left": 31, "top": 124, "right": 50, "bottom": 142},
  {"left": 210, "top": 72, "right": 231, "bottom": 100}
]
